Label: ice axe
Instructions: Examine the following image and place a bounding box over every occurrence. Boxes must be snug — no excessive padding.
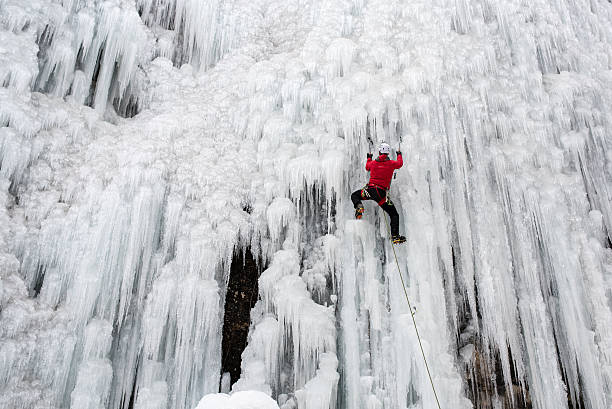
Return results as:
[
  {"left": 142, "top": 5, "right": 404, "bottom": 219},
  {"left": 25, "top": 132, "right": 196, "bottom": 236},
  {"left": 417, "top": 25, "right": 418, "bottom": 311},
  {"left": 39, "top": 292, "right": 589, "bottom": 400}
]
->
[{"left": 366, "top": 135, "right": 374, "bottom": 154}]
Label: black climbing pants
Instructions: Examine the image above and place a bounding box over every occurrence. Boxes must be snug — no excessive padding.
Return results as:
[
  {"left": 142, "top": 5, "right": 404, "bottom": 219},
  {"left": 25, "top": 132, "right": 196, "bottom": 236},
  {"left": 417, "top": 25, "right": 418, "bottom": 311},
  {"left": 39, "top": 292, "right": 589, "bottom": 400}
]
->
[{"left": 351, "top": 186, "right": 400, "bottom": 236}]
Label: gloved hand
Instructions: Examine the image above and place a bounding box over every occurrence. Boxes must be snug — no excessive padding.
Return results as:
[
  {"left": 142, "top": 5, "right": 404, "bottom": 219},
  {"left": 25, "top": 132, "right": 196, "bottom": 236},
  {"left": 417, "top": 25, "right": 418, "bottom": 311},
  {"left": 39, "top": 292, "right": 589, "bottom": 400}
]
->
[
  {"left": 367, "top": 153, "right": 373, "bottom": 159},
  {"left": 396, "top": 150, "right": 402, "bottom": 156}
]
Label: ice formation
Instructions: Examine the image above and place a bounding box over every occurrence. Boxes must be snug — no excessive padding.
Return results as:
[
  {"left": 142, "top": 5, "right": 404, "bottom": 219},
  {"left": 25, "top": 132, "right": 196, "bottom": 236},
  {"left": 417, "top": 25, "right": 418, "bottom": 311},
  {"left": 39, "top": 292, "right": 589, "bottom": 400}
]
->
[
  {"left": 194, "top": 390, "right": 280, "bottom": 409},
  {"left": 1, "top": 0, "right": 612, "bottom": 408}
]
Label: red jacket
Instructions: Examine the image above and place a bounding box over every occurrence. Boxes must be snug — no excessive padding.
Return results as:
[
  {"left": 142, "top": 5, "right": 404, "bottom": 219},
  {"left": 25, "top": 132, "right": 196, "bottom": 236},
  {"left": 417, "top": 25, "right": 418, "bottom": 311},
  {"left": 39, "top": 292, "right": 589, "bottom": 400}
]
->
[{"left": 366, "top": 153, "right": 403, "bottom": 189}]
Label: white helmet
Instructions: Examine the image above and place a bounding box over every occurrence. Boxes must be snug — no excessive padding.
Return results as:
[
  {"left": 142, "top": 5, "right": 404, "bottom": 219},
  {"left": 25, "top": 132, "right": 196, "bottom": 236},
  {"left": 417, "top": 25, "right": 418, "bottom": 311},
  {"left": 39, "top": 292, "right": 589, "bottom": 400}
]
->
[{"left": 378, "top": 142, "right": 391, "bottom": 155}]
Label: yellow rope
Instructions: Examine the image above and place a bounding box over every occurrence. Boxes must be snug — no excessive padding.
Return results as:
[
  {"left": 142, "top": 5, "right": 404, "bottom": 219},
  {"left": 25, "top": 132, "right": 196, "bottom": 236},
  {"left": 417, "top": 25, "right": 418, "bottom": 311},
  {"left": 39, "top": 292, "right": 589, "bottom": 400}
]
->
[{"left": 383, "top": 213, "right": 443, "bottom": 409}]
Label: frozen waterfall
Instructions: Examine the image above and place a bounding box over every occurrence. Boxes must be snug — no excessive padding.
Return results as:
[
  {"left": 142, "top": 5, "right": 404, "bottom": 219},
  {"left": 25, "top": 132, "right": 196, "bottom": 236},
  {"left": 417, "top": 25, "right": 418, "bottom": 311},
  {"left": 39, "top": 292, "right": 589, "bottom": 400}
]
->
[{"left": 1, "top": 0, "right": 612, "bottom": 408}]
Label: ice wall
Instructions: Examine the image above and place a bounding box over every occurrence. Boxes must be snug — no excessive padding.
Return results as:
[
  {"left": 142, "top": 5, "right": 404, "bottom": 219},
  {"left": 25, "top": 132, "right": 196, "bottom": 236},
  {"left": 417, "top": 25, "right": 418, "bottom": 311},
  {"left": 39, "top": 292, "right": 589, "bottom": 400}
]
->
[{"left": 2, "top": 0, "right": 612, "bottom": 408}]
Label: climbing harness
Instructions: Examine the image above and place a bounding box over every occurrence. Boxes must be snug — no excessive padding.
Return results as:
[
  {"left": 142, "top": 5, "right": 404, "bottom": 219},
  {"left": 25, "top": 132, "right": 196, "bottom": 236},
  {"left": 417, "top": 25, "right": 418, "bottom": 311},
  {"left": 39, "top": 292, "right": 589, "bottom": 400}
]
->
[
  {"left": 383, "top": 213, "right": 443, "bottom": 409},
  {"left": 362, "top": 185, "right": 391, "bottom": 207},
  {"left": 355, "top": 204, "right": 364, "bottom": 219}
]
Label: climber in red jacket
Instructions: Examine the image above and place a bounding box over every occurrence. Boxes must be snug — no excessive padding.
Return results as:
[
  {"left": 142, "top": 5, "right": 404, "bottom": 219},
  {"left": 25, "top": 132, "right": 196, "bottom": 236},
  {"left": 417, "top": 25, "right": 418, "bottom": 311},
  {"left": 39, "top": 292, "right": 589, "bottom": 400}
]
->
[{"left": 351, "top": 142, "right": 406, "bottom": 244}]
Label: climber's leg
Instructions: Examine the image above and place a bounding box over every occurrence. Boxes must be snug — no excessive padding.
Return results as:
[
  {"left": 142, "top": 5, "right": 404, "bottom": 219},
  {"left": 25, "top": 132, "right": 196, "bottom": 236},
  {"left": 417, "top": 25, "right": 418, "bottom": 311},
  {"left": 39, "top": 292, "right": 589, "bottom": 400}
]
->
[{"left": 380, "top": 197, "right": 405, "bottom": 243}]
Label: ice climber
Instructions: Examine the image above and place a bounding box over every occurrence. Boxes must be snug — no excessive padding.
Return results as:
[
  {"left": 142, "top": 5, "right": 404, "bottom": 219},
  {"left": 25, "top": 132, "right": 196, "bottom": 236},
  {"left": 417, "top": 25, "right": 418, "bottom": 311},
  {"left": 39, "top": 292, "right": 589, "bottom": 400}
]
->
[{"left": 351, "top": 142, "right": 406, "bottom": 244}]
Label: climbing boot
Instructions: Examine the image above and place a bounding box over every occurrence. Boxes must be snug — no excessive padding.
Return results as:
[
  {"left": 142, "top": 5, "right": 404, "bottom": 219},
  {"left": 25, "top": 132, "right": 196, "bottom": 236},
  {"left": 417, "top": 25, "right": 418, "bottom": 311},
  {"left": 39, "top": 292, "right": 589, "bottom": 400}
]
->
[
  {"left": 355, "top": 204, "right": 364, "bottom": 219},
  {"left": 391, "top": 235, "right": 406, "bottom": 244}
]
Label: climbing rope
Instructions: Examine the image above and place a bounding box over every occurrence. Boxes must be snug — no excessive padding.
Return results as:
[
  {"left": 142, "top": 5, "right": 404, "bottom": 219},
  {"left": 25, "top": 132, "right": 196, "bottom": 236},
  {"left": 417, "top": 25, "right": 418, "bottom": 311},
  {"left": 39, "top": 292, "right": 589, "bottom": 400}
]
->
[{"left": 383, "top": 213, "right": 443, "bottom": 409}]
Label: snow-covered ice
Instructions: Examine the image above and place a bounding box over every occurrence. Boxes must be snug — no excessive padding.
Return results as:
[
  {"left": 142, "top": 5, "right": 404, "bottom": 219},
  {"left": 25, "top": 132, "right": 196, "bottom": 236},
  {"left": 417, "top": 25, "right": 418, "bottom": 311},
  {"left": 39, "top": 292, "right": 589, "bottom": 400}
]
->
[{"left": 194, "top": 390, "right": 280, "bottom": 409}]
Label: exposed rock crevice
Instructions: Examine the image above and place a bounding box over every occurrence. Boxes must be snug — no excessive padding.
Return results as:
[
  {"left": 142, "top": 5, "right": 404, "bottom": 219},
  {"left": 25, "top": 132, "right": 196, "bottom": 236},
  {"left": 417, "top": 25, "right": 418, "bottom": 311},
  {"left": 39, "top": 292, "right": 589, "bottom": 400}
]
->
[{"left": 221, "top": 249, "right": 260, "bottom": 387}]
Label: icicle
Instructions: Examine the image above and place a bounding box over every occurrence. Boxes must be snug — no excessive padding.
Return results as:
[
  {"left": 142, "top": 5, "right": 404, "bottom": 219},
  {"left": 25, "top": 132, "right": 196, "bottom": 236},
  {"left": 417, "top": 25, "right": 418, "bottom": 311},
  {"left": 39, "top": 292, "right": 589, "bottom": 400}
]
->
[
  {"left": 259, "top": 250, "right": 301, "bottom": 311},
  {"left": 0, "top": 30, "right": 38, "bottom": 92},
  {"left": 140, "top": 264, "right": 222, "bottom": 409},
  {"left": 266, "top": 197, "right": 296, "bottom": 247},
  {"left": 70, "top": 320, "right": 113, "bottom": 409},
  {"left": 321, "top": 143, "right": 346, "bottom": 202},
  {"left": 233, "top": 313, "right": 280, "bottom": 395},
  {"left": 294, "top": 353, "right": 339, "bottom": 409},
  {"left": 274, "top": 275, "right": 336, "bottom": 389},
  {"left": 340, "top": 102, "right": 367, "bottom": 149},
  {"left": 284, "top": 149, "right": 323, "bottom": 206},
  {"left": 324, "top": 38, "right": 356, "bottom": 78}
]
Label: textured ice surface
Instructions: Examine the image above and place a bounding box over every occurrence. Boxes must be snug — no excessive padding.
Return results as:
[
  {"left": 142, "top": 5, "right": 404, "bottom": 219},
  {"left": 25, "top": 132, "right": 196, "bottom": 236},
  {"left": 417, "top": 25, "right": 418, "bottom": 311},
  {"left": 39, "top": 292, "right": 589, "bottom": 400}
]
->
[{"left": 1, "top": 0, "right": 612, "bottom": 408}]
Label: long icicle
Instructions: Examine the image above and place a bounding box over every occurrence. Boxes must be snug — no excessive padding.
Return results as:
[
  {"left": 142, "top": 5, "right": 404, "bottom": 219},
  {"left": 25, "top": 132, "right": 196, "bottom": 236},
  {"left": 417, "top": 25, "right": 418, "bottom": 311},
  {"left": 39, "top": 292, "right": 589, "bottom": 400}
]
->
[{"left": 383, "top": 212, "right": 442, "bottom": 409}]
